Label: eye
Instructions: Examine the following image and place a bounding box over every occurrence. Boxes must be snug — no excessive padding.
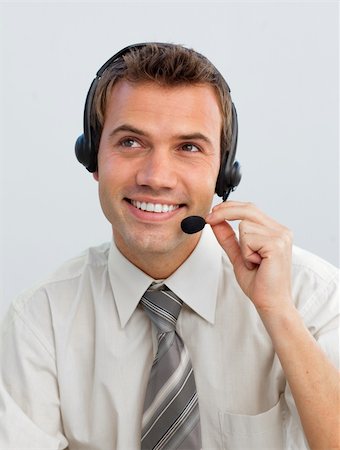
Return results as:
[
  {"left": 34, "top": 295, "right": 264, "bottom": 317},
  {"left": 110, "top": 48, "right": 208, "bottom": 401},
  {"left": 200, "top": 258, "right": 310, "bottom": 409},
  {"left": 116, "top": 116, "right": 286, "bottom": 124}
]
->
[
  {"left": 181, "top": 143, "right": 201, "bottom": 152},
  {"left": 120, "top": 138, "right": 141, "bottom": 148}
]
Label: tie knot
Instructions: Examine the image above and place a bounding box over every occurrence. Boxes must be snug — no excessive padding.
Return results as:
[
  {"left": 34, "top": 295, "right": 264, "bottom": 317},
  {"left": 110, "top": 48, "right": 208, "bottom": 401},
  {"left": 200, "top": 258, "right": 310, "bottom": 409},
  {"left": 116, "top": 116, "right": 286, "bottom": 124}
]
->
[{"left": 140, "top": 285, "right": 183, "bottom": 333}]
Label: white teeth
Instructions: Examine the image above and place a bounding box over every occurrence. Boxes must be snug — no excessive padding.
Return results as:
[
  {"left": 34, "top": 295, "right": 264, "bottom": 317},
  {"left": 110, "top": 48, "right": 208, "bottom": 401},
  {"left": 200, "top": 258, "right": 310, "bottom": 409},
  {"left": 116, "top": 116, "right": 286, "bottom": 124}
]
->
[{"left": 131, "top": 200, "right": 179, "bottom": 213}]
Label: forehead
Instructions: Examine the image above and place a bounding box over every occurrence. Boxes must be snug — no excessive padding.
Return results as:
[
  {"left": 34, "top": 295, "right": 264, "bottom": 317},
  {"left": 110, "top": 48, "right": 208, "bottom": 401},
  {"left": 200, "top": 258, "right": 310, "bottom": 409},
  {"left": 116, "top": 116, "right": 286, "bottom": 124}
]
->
[{"left": 104, "top": 80, "right": 223, "bottom": 138}]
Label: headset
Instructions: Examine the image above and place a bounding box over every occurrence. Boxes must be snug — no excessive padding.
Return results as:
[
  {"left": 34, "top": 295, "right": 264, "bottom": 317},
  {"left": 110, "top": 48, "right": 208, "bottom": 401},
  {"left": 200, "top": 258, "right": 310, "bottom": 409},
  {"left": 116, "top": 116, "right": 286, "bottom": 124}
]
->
[{"left": 75, "top": 42, "right": 241, "bottom": 201}]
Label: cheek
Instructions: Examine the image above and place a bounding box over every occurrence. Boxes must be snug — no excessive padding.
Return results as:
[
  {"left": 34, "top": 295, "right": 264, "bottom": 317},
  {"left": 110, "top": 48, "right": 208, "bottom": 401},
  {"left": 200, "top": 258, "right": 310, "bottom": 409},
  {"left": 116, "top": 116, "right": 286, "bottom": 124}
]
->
[
  {"left": 97, "top": 154, "right": 133, "bottom": 188},
  {"left": 191, "top": 160, "right": 220, "bottom": 191}
]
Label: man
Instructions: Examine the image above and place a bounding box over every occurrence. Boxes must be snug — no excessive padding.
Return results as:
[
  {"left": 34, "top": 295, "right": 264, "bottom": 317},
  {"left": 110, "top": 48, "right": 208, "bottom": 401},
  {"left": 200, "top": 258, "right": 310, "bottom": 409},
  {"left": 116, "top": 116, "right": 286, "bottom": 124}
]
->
[{"left": 0, "top": 43, "right": 339, "bottom": 449}]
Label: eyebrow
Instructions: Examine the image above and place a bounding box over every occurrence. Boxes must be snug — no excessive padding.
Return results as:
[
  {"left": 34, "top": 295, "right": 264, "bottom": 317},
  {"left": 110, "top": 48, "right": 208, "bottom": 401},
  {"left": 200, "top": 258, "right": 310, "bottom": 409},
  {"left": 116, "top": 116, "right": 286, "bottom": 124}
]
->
[
  {"left": 109, "top": 124, "right": 147, "bottom": 138},
  {"left": 109, "top": 124, "right": 213, "bottom": 146},
  {"left": 178, "top": 132, "right": 213, "bottom": 146}
]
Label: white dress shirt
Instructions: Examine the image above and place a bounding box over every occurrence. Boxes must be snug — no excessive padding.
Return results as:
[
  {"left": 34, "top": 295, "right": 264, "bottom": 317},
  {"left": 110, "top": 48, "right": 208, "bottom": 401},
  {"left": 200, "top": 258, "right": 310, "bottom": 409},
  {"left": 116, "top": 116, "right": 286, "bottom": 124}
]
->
[{"left": 0, "top": 227, "right": 338, "bottom": 450}]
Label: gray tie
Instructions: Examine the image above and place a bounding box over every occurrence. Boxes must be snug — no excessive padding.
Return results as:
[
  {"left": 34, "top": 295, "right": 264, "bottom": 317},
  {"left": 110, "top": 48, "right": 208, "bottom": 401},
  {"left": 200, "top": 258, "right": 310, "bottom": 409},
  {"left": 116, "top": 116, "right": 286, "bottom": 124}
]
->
[{"left": 140, "top": 285, "right": 202, "bottom": 450}]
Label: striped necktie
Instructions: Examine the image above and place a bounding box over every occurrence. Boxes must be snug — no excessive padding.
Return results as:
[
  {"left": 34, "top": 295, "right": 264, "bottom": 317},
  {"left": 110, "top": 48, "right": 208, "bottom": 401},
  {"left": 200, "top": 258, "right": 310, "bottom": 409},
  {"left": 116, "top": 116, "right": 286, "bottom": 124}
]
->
[{"left": 140, "top": 285, "right": 202, "bottom": 450}]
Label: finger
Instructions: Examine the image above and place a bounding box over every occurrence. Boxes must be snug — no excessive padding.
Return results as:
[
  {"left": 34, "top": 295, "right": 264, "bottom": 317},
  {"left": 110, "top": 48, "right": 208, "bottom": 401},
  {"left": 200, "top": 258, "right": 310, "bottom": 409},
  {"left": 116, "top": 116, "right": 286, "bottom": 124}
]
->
[
  {"left": 209, "top": 220, "right": 243, "bottom": 269},
  {"left": 206, "top": 201, "right": 280, "bottom": 229},
  {"left": 239, "top": 219, "right": 293, "bottom": 250},
  {"left": 240, "top": 243, "right": 263, "bottom": 267},
  {"left": 239, "top": 219, "right": 279, "bottom": 238},
  {"left": 238, "top": 230, "right": 292, "bottom": 266}
]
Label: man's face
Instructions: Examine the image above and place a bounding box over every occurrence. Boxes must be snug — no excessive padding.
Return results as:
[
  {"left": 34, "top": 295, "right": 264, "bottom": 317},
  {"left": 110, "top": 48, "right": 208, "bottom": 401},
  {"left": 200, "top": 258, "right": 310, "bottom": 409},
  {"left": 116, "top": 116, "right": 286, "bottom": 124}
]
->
[{"left": 95, "top": 80, "right": 222, "bottom": 270}]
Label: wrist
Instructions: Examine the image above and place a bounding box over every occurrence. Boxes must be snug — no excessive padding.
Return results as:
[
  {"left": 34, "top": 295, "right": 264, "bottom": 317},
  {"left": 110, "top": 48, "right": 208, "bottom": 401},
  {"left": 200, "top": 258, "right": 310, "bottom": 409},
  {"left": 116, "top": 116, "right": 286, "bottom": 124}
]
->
[{"left": 256, "top": 301, "right": 303, "bottom": 344}]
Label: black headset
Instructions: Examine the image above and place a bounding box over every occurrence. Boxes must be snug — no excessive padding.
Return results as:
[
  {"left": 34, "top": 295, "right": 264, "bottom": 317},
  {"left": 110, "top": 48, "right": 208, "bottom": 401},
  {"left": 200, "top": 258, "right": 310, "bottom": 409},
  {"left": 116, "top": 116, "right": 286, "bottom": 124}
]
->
[{"left": 75, "top": 42, "right": 241, "bottom": 201}]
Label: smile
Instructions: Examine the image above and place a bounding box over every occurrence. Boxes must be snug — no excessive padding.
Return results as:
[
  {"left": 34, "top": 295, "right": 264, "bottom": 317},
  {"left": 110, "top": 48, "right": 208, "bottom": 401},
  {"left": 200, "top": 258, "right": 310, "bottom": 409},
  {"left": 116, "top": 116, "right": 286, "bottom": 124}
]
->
[{"left": 130, "top": 200, "right": 180, "bottom": 213}]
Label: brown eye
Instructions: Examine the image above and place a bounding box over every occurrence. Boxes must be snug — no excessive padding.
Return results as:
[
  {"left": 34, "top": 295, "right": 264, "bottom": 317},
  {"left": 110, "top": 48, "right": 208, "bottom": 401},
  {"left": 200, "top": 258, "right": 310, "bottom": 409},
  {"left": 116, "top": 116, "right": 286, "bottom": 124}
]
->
[{"left": 181, "top": 143, "right": 200, "bottom": 152}]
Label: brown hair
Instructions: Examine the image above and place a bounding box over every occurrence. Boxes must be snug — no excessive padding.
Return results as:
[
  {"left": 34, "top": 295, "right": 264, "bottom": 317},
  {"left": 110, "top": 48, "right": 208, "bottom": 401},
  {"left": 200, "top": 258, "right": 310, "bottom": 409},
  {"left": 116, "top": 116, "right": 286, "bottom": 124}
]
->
[{"left": 92, "top": 43, "right": 232, "bottom": 157}]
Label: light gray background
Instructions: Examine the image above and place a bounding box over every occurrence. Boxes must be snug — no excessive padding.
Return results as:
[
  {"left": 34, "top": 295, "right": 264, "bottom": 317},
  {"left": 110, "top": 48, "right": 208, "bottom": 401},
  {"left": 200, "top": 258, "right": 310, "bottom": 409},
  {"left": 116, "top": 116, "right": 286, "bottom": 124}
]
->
[{"left": 0, "top": 1, "right": 338, "bottom": 320}]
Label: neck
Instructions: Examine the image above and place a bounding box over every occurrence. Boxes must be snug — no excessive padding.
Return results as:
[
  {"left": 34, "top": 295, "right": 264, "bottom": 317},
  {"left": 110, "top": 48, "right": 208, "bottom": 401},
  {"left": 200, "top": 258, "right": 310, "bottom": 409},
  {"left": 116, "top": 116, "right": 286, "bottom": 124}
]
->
[{"left": 115, "top": 234, "right": 201, "bottom": 279}]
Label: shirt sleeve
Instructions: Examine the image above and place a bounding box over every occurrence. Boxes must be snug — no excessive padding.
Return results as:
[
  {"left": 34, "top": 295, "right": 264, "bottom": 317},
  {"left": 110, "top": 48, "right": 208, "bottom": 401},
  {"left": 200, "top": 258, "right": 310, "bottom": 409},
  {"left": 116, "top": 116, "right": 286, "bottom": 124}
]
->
[
  {"left": 0, "top": 288, "right": 69, "bottom": 449},
  {"left": 283, "top": 252, "right": 339, "bottom": 449},
  {"left": 301, "top": 267, "right": 339, "bottom": 368}
]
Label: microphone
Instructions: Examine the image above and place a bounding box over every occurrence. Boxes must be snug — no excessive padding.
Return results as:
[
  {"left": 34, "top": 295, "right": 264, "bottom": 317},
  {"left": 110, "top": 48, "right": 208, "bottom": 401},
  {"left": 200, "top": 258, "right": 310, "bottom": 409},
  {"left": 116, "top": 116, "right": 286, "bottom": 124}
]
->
[{"left": 181, "top": 216, "right": 206, "bottom": 234}]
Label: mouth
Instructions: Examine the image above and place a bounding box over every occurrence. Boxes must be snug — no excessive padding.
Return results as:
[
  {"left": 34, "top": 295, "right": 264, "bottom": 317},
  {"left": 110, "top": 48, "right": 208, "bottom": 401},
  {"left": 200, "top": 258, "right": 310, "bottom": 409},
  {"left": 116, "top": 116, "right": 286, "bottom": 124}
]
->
[{"left": 127, "top": 199, "right": 183, "bottom": 214}]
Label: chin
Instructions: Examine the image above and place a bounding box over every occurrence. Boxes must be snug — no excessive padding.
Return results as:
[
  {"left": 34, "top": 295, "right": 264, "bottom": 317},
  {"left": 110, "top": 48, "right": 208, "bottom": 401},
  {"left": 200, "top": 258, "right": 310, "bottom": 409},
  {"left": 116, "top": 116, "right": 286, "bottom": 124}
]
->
[
  {"left": 137, "top": 233, "right": 181, "bottom": 254},
  {"left": 121, "top": 227, "right": 187, "bottom": 256}
]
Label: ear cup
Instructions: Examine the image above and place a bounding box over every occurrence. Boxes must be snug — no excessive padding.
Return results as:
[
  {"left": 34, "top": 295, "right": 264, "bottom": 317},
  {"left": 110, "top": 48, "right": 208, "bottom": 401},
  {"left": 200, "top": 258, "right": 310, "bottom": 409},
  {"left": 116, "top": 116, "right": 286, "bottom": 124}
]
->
[
  {"left": 215, "top": 156, "right": 242, "bottom": 197},
  {"left": 214, "top": 102, "right": 241, "bottom": 199},
  {"left": 75, "top": 134, "right": 86, "bottom": 165},
  {"left": 75, "top": 77, "right": 100, "bottom": 173},
  {"left": 75, "top": 133, "right": 97, "bottom": 172},
  {"left": 226, "top": 160, "right": 242, "bottom": 188}
]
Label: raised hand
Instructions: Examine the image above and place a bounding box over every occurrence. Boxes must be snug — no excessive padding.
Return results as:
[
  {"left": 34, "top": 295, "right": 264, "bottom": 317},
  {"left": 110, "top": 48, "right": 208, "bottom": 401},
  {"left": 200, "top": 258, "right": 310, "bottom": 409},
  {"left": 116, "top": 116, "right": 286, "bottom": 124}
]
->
[{"left": 206, "top": 201, "right": 293, "bottom": 317}]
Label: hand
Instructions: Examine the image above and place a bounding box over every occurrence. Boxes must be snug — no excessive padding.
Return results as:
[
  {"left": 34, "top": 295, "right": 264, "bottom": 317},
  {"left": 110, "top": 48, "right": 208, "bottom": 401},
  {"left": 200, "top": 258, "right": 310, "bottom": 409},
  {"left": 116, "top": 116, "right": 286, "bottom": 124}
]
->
[{"left": 206, "top": 201, "right": 293, "bottom": 317}]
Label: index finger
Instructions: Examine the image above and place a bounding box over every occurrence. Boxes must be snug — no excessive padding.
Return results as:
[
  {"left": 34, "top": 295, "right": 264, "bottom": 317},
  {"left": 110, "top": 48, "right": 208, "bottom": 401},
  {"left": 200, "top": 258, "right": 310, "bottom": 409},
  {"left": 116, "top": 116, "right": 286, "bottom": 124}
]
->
[{"left": 206, "top": 201, "right": 279, "bottom": 228}]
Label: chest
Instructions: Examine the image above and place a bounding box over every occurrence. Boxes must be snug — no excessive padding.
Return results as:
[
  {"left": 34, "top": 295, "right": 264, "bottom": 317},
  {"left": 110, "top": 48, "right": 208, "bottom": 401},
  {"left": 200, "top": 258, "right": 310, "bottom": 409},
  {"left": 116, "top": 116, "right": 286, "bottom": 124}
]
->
[{"left": 54, "top": 296, "right": 290, "bottom": 449}]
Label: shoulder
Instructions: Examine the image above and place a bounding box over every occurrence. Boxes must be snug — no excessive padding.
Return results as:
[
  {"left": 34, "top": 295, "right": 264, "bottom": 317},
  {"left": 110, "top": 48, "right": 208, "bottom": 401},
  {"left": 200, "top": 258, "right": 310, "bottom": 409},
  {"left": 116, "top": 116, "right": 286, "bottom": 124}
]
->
[
  {"left": 292, "top": 245, "right": 338, "bottom": 283},
  {"left": 291, "top": 245, "right": 338, "bottom": 303},
  {"left": 290, "top": 245, "right": 339, "bottom": 329},
  {"left": 43, "top": 241, "right": 111, "bottom": 285},
  {"left": 2, "top": 242, "right": 111, "bottom": 335}
]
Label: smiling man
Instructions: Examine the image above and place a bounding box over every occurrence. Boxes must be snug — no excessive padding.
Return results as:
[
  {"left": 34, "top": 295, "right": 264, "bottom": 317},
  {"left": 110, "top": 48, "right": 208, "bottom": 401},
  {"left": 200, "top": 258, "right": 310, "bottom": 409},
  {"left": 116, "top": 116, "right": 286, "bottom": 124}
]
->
[
  {"left": 0, "top": 43, "right": 339, "bottom": 450},
  {"left": 95, "top": 80, "right": 221, "bottom": 278}
]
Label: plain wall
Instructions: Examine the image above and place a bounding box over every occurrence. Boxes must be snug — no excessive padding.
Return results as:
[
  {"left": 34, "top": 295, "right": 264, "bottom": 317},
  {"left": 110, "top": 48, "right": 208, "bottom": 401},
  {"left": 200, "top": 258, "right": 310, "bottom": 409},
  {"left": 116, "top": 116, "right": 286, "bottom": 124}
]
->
[{"left": 0, "top": 1, "right": 339, "bottom": 320}]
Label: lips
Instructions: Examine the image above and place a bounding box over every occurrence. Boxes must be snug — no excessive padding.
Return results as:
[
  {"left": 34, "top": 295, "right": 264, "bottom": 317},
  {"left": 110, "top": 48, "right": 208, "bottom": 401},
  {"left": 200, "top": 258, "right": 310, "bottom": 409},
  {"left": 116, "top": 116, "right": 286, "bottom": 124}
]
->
[{"left": 130, "top": 199, "right": 180, "bottom": 213}]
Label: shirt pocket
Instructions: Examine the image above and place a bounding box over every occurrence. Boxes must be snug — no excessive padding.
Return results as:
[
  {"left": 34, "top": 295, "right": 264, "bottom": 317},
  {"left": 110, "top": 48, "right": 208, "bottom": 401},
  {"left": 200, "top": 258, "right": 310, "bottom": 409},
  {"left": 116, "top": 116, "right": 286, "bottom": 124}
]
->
[{"left": 218, "top": 395, "right": 285, "bottom": 450}]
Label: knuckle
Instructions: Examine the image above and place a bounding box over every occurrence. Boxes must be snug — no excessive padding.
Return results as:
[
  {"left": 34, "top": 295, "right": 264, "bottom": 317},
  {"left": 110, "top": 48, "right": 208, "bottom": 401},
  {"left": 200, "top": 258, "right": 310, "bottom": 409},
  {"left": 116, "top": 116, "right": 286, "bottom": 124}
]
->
[
  {"left": 275, "top": 238, "right": 286, "bottom": 251},
  {"left": 273, "top": 231, "right": 292, "bottom": 252},
  {"left": 238, "top": 219, "right": 250, "bottom": 235},
  {"left": 287, "top": 228, "right": 294, "bottom": 242},
  {"left": 238, "top": 220, "right": 245, "bottom": 232},
  {"left": 282, "top": 227, "right": 293, "bottom": 244},
  {"left": 246, "top": 201, "right": 256, "bottom": 210}
]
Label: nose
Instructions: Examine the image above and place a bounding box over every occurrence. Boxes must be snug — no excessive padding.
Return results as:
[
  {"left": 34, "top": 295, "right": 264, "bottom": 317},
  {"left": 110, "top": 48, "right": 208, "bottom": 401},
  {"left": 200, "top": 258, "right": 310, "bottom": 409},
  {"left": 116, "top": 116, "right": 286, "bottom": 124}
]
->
[{"left": 136, "top": 149, "right": 178, "bottom": 191}]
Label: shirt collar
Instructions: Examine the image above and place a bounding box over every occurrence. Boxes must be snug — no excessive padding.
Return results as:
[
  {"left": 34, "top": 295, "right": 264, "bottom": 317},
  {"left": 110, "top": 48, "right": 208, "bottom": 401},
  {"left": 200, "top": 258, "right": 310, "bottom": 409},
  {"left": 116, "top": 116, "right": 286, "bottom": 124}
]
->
[{"left": 108, "top": 226, "right": 222, "bottom": 328}]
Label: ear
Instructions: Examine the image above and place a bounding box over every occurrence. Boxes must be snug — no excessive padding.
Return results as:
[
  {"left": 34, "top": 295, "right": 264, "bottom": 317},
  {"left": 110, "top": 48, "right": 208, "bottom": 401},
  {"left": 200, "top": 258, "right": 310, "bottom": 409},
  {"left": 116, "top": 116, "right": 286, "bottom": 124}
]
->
[{"left": 93, "top": 171, "right": 99, "bottom": 182}]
